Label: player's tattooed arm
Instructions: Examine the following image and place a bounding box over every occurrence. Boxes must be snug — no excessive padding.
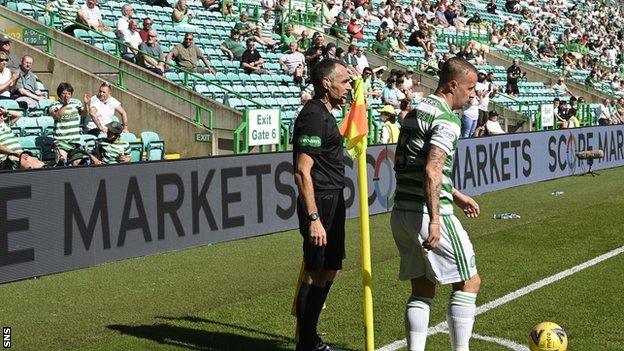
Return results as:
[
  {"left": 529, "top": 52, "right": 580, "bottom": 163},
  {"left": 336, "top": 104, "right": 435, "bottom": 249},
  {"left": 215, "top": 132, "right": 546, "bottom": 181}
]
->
[{"left": 424, "top": 145, "right": 447, "bottom": 221}]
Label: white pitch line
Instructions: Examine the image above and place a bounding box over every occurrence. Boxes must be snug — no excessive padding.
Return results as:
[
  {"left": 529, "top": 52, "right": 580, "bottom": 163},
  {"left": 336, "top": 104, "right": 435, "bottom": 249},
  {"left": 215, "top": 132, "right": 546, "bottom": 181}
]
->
[{"left": 376, "top": 246, "right": 624, "bottom": 351}]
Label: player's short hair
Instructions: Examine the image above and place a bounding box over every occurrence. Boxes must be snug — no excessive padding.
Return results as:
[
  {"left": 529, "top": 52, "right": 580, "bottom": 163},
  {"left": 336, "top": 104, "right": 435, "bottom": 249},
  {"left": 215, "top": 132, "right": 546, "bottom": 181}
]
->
[
  {"left": 311, "top": 58, "right": 347, "bottom": 93},
  {"left": 438, "top": 57, "right": 477, "bottom": 86}
]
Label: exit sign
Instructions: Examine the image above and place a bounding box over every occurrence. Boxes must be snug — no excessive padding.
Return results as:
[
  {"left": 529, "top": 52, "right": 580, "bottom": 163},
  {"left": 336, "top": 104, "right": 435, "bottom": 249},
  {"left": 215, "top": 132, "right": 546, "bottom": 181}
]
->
[{"left": 195, "top": 132, "right": 212, "bottom": 142}]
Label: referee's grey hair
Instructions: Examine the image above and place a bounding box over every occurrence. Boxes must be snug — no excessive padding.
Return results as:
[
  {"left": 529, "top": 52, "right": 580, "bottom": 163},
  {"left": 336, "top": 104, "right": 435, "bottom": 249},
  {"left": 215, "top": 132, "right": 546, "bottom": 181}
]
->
[{"left": 311, "top": 58, "right": 347, "bottom": 96}]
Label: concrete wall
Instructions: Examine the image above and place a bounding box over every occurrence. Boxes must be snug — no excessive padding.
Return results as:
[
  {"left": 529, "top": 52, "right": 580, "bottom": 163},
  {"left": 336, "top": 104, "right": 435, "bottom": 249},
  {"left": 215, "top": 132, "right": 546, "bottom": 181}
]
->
[{"left": 0, "top": 7, "right": 244, "bottom": 155}]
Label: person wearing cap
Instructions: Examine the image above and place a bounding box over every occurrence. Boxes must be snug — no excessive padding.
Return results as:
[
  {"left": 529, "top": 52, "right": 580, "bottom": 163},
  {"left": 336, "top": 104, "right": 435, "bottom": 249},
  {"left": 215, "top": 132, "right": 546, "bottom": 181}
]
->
[
  {"left": 379, "top": 105, "right": 400, "bottom": 143},
  {"left": 484, "top": 110, "right": 506, "bottom": 135},
  {"left": 86, "top": 82, "right": 129, "bottom": 136},
  {"left": 91, "top": 121, "right": 131, "bottom": 165},
  {"left": 220, "top": 29, "right": 246, "bottom": 61},
  {"left": 0, "top": 36, "right": 19, "bottom": 73}
]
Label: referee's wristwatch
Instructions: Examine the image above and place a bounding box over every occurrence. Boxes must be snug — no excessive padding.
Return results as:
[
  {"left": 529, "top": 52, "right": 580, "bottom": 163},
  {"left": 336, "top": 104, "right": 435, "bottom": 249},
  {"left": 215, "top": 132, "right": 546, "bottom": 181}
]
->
[{"left": 308, "top": 212, "right": 319, "bottom": 221}]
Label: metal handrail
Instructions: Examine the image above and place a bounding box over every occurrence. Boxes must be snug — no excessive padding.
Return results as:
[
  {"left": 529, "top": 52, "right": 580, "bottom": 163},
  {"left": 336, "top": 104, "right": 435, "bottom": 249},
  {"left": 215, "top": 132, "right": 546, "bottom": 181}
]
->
[{"left": 7, "top": 0, "right": 267, "bottom": 111}]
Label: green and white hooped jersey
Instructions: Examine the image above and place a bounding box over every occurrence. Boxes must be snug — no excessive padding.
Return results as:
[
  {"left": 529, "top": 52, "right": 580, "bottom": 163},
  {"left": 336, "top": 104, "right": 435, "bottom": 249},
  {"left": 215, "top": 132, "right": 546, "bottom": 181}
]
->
[
  {"left": 99, "top": 140, "right": 130, "bottom": 164},
  {"left": 393, "top": 95, "right": 461, "bottom": 215},
  {"left": 52, "top": 100, "right": 82, "bottom": 148},
  {"left": 0, "top": 122, "right": 22, "bottom": 161}
]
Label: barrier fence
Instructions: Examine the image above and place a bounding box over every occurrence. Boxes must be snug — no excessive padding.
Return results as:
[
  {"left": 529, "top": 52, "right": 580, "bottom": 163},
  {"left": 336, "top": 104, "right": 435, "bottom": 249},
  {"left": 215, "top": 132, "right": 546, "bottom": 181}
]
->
[{"left": 1, "top": 125, "right": 623, "bottom": 283}]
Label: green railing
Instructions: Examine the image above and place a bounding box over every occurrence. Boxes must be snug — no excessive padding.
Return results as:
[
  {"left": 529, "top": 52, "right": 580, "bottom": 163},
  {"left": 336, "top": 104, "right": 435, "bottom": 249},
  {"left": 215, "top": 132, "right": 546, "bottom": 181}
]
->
[{"left": 7, "top": 0, "right": 268, "bottom": 115}]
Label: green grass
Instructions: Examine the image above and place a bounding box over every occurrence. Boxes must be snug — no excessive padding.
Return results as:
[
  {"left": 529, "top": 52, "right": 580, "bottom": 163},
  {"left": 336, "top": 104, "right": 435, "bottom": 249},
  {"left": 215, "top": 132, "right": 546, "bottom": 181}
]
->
[{"left": 1, "top": 168, "right": 624, "bottom": 350}]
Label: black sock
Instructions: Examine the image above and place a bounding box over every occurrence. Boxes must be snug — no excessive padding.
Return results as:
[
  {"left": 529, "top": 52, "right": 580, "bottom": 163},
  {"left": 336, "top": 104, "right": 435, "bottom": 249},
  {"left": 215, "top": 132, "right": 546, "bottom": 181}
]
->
[
  {"left": 296, "top": 283, "right": 312, "bottom": 320},
  {"left": 299, "top": 284, "right": 325, "bottom": 345}
]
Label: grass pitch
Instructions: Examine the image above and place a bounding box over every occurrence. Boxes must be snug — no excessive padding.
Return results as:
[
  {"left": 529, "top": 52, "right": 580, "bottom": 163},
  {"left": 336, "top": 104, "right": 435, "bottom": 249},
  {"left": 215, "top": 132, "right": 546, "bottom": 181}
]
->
[{"left": 1, "top": 167, "right": 624, "bottom": 350}]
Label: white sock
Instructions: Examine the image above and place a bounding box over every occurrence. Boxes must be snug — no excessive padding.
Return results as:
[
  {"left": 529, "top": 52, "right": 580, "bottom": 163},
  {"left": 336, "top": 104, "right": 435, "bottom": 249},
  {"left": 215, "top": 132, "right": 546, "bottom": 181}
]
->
[
  {"left": 405, "top": 295, "right": 433, "bottom": 351},
  {"left": 447, "top": 291, "right": 477, "bottom": 351}
]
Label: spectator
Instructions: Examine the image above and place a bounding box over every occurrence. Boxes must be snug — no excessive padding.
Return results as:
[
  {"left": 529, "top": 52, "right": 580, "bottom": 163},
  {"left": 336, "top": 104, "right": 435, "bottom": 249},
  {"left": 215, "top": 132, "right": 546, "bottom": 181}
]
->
[
  {"left": 220, "top": 29, "right": 246, "bottom": 61},
  {"left": 330, "top": 15, "right": 349, "bottom": 42},
  {"left": 408, "top": 25, "right": 430, "bottom": 49},
  {"left": 486, "top": 0, "right": 497, "bottom": 14},
  {"left": 14, "top": 55, "right": 45, "bottom": 110},
  {"left": 379, "top": 105, "right": 400, "bottom": 143},
  {"left": 91, "top": 121, "right": 131, "bottom": 164},
  {"left": 279, "top": 24, "right": 297, "bottom": 52},
  {"left": 361, "top": 66, "right": 376, "bottom": 100},
  {"left": 382, "top": 77, "right": 404, "bottom": 109},
  {"left": 0, "top": 51, "right": 19, "bottom": 99},
  {"left": 144, "top": 0, "right": 171, "bottom": 7},
  {"left": 116, "top": 3, "right": 134, "bottom": 39},
  {"left": 0, "top": 36, "right": 19, "bottom": 73},
  {"left": 272, "top": 0, "right": 288, "bottom": 33},
  {"left": 137, "top": 30, "right": 166, "bottom": 75},
  {"left": 50, "top": 82, "right": 91, "bottom": 160},
  {"left": 297, "top": 30, "right": 312, "bottom": 53},
  {"left": 475, "top": 71, "right": 492, "bottom": 125},
  {"left": 506, "top": 58, "right": 523, "bottom": 96},
  {"left": 388, "top": 29, "right": 408, "bottom": 54},
  {"left": 403, "top": 68, "right": 415, "bottom": 91},
  {"left": 371, "top": 31, "right": 394, "bottom": 60},
  {"left": 420, "top": 51, "right": 439, "bottom": 74},
  {"left": 324, "top": 42, "right": 337, "bottom": 60},
  {"left": 347, "top": 17, "right": 364, "bottom": 42},
  {"left": 234, "top": 11, "right": 257, "bottom": 40},
  {"left": 241, "top": 38, "right": 269, "bottom": 74},
  {"left": 120, "top": 20, "right": 143, "bottom": 62},
  {"left": 86, "top": 82, "right": 129, "bottom": 136},
  {"left": 371, "top": 65, "right": 386, "bottom": 99},
  {"left": 254, "top": 11, "right": 277, "bottom": 48},
  {"left": 78, "top": 0, "right": 107, "bottom": 31},
  {"left": 466, "top": 12, "right": 482, "bottom": 26},
  {"left": 166, "top": 33, "right": 216, "bottom": 74},
  {"left": 172, "top": 0, "right": 196, "bottom": 30},
  {"left": 44, "top": 0, "right": 81, "bottom": 35},
  {"left": 304, "top": 32, "right": 325, "bottom": 71},
  {"left": 585, "top": 71, "right": 596, "bottom": 89},
  {"left": 353, "top": 45, "right": 369, "bottom": 74},
  {"left": 138, "top": 17, "right": 153, "bottom": 42},
  {"left": 462, "top": 95, "right": 479, "bottom": 138},
  {"left": 0, "top": 107, "right": 22, "bottom": 162},
  {"left": 279, "top": 41, "right": 305, "bottom": 84},
  {"left": 484, "top": 111, "right": 506, "bottom": 135},
  {"left": 343, "top": 45, "right": 359, "bottom": 75},
  {"left": 353, "top": 0, "right": 370, "bottom": 22},
  {"left": 551, "top": 77, "right": 571, "bottom": 96},
  {"left": 398, "top": 98, "right": 412, "bottom": 122}
]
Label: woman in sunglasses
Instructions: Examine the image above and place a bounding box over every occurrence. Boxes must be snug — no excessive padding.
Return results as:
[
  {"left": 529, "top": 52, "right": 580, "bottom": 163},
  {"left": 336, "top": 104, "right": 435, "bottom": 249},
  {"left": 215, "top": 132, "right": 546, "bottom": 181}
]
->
[{"left": 0, "top": 51, "right": 19, "bottom": 99}]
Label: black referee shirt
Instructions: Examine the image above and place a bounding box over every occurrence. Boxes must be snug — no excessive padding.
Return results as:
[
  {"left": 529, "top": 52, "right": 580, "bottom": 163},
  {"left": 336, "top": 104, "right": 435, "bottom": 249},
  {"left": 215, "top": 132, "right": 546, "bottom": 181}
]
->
[{"left": 292, "top": 100, "right": 345, "bottom": 191}]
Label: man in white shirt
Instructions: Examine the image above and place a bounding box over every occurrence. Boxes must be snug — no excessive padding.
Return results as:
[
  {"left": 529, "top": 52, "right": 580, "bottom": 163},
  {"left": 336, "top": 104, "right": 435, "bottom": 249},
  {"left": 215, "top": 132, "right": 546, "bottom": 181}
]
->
[
  {"left": 78, "top": 0, "right": 106, "bottom": 31},
  {"left": 116, "top": 3, "right": 134, "bottom": 39},
  {"left": 279, "top": 41, "right": 305, "bottom": 75},
  {"left": 475, "top": 71, "right": 490, "bottom": 125},
  {"left": 121, "top": 20, "right": 143, "bottom": 62},
  {"left": 86, "top": 82, "right": 129, "bottom": 136},
  {"left": 485, "top": 111, "right": 506, "bottom": 135},
  {"left": 354, "top": 46, "right": 369, "bottom": 74}
]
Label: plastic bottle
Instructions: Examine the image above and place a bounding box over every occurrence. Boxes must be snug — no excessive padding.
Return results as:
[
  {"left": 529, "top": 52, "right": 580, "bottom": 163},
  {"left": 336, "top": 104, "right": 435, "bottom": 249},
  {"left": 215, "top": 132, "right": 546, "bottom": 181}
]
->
[
  {"left": 493, "top": 213, "right": 521, "bottom": 219},
  {"left": 551, "top": 191, "right": 564, "bottom": 196}
]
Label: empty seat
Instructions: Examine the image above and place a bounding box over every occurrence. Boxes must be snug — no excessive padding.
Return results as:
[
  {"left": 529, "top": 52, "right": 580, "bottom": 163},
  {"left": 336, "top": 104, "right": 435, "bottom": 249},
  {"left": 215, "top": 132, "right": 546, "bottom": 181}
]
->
[
  {"left": 119, "top": 132, "right": 143, "bottom": 162},
  {"left": 140, "top": 131, "right": 165, "bottom": 161}
]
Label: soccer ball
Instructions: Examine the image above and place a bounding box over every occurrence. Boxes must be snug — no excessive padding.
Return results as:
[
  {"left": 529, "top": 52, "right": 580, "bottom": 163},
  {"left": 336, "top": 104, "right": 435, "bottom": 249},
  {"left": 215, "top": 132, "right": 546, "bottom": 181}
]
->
[{"left": 528, "top": 322, "right": 568, "bottom": 351}]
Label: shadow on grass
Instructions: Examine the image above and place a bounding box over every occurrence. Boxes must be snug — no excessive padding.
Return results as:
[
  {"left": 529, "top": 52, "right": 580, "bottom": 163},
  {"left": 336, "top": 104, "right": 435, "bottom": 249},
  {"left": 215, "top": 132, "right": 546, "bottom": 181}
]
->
[
  {"left": 108, "top": 323, "right": 292, "bottom": 351},
  {"left": 153, "top": 316, "right": 358, "bottom": 351}
]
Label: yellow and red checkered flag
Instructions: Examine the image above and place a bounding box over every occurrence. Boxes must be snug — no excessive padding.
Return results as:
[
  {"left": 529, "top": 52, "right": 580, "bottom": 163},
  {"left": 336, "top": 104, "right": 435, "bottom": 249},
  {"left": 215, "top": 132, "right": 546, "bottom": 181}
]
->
[{"left": 339, "top": 76, "right": 369, "bottom": 158}]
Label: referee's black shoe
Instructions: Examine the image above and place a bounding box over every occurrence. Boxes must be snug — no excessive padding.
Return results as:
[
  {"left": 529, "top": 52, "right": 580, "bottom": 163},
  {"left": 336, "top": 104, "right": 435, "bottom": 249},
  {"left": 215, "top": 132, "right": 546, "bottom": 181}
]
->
[{"left": 313, "top": 339, "right": 341, "bottom": 351}]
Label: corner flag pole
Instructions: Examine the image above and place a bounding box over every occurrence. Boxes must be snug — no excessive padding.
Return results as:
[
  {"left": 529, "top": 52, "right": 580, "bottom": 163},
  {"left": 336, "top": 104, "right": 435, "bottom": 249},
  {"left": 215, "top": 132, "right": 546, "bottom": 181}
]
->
[{"left": 357, "top": 148, "right": 375, "bottom": 351}]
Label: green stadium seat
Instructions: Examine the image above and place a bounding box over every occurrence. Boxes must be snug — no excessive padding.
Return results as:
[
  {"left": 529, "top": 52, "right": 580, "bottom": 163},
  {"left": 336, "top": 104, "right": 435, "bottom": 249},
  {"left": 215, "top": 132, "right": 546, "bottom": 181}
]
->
[
  {"left": 80, "top": 134, "right": 98, "bottom": 153},
  {"left": 140, "top": 131, "right": 165, "bottom": 161},
  {"left": 15, "top": 117, "right": 42, "bottom": 137},
  {"left": 119, "top": 132, "right": 143, "bottom": 162},
  {"left": 18, "top": 136, "right": 42, "bottom": 159},
  {"left": 36, "top": 116, "right": 55, "bottom": 136}
]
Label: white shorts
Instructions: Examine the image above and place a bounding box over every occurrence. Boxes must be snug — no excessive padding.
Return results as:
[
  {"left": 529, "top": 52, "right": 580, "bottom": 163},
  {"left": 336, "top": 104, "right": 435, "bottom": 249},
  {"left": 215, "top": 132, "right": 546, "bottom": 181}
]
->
[{"left": 391, "top": 209, "right": 477, "bottom": 285}]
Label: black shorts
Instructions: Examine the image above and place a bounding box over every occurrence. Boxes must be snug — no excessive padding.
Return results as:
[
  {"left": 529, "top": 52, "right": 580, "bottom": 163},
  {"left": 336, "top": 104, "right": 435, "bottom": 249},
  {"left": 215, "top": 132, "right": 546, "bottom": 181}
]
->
[{"left": 297, "top": 191, "right": 346, "bottom": 272}]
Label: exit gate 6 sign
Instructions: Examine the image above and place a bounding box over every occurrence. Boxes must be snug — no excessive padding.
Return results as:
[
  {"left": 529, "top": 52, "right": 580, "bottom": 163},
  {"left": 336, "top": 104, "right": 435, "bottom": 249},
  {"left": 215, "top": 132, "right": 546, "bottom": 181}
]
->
[{"left": 247, "top": 109, "right": 281, "bottom": 146}]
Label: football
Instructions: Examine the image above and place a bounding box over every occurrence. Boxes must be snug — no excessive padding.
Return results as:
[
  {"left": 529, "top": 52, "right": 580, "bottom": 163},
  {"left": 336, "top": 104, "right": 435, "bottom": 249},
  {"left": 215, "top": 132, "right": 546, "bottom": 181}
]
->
[{"left": 529, "top": 322, "right": 568, "bottom": 351}]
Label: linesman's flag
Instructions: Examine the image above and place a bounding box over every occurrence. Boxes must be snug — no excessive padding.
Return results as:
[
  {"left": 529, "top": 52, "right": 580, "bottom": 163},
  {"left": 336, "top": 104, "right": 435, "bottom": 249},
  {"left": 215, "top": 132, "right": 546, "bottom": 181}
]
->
[
  {"left": 339, "top": 75, "right": 375, "bottom": 350},
  {"left": 339, "top": 76, "right": 368, "bottom": 158}
]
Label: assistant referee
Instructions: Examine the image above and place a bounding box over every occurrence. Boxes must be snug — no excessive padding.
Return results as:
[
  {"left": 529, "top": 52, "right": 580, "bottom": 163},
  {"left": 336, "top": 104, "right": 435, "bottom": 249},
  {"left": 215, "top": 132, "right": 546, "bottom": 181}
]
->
[{"left": 292, "top": 58, "right": 352, "bottom": 351}]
